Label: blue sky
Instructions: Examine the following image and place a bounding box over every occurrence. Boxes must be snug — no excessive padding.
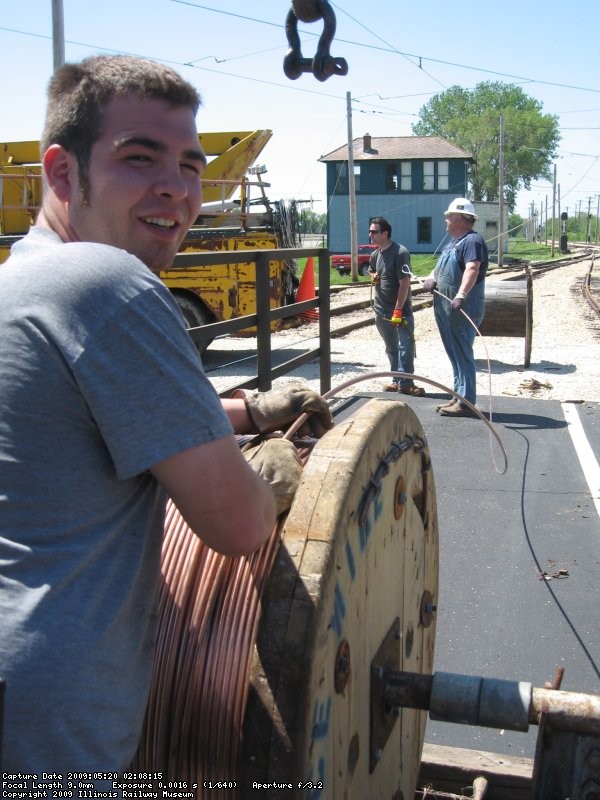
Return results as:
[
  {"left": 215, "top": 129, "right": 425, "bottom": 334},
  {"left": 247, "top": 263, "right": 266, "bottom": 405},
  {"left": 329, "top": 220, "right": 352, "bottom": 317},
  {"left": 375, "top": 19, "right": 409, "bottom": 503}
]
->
[{"left": 2, "top": 1, "right": 599, "bottom": 221}]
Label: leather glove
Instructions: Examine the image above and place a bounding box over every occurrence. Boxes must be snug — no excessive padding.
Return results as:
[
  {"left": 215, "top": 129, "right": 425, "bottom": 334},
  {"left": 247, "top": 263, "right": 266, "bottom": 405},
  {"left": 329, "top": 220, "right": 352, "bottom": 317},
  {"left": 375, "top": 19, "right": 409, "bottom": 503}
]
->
[
  {"left": 451, "top": 294, "right": 464, "bottom": 312},
  {"left": 422, "top": 278, "right": 437, "bottom": 292},
  {"left": 243, "top": 387, "right": 333, "bottom": 437},
  {"left": 242, "top": 438, "right": 303, "bottom": 515}
]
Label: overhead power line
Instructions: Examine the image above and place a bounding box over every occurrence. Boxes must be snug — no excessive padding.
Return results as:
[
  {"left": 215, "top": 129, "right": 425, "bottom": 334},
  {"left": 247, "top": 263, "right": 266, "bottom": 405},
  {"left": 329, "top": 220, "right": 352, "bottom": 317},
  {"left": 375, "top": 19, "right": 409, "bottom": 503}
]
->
[{"left": 169, "top": 0, "right": 600, "bottom": 96}]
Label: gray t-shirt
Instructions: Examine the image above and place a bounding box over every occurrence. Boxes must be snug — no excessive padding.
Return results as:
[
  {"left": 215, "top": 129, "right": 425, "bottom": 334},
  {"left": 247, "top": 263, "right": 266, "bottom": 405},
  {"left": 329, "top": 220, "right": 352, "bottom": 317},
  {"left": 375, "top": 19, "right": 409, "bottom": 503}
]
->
[
  {"left": 369, "top": 241, "right": 413, "bottom": 318},
  {"left": 0, "top": 227, "right": 232, "bottom": 770}
]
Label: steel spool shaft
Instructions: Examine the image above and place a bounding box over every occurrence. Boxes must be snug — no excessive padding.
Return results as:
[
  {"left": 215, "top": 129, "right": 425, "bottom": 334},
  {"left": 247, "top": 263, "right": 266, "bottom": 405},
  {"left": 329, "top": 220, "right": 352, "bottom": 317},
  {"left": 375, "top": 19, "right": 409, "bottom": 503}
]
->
[{"left": 380, "top": 669, "right": 600, "bottom": 736}]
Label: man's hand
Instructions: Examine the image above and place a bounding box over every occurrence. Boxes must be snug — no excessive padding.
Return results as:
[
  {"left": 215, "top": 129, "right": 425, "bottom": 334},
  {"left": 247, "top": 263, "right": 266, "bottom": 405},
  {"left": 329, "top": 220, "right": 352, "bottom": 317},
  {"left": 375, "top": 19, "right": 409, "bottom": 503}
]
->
[
  {"left": 244, "top": 386, "right": 333, "bottom": 437},
  {"left": 451, "top": 293, "right": 465, "bottom": 312},
  {"left": 422, "top": 278, "right": 436, "bottom": 292},
  {"left": 242, "top": 438, "right": 303, "bottom": 516}
]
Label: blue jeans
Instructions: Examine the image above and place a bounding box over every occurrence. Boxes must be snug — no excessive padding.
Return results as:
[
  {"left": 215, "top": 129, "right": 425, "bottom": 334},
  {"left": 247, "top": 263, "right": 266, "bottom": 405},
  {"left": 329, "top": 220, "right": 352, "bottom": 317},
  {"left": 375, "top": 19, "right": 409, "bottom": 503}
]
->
[{"left": 374, "top": 314, "right": 415, "bottom": 387}]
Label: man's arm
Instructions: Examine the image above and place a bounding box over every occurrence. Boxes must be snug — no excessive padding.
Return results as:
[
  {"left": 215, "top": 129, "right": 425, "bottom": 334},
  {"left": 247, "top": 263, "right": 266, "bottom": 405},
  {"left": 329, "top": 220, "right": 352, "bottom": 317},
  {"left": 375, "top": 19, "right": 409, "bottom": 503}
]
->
[
  {"left": 150, "top": 435, "right": 276, "bottom": 556},
  {"left": 457, "top": 260, "right": 481, "bottom": 297},
  {"left": 394, "top": 274, "right": 410, "bottom": 310},
  {"left": 368, "top": 251, "right": 378, "bottom": 281},
  {"left": 394, "top": 249, "right": 411, "bottom": 312},
  {"left": 221, "top": 396, "right": 257, "bottom": 433},
  {"left": 455, "top": 234, "right": 485, "bottom": 300},
  {"left": 151, "top": 388, "right": 332, "bottom": 555}
]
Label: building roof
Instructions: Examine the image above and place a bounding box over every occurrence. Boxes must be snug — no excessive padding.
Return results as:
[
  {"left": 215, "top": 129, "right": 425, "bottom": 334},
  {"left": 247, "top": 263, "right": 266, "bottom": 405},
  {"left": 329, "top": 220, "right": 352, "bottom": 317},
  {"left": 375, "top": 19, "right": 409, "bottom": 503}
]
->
[{"left": 319, "top": 135, "right": 472, "bottom": 162}]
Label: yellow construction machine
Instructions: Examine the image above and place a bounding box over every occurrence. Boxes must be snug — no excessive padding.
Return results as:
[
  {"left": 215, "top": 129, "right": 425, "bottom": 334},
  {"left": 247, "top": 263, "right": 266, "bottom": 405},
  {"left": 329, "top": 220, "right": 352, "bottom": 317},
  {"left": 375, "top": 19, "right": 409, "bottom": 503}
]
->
[{"left": 0, "top": 131, "right": 300, "bottom": 350}]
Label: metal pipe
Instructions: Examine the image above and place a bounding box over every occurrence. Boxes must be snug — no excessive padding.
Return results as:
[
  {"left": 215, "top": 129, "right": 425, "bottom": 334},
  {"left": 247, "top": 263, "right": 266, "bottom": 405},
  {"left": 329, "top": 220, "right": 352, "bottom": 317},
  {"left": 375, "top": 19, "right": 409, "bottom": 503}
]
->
[
  {"left": 531, "top": 686, "right": 600, "bottom": 736},
  {"left": 383, "top": 670, "right": 600, "bottom": 737}
]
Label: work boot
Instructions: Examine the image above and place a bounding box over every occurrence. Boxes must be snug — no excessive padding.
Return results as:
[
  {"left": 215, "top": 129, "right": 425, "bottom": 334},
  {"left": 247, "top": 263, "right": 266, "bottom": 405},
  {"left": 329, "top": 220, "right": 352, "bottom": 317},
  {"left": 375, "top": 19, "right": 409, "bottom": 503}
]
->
[
  {"left": 439, "top": 402, "right": 477, "bottom": 418},
  {"left": 435, "top": 398, "right": 458, "bottom": 412},
  {"left": 399, "top": 384, "right": 425, "bottom": 397}
]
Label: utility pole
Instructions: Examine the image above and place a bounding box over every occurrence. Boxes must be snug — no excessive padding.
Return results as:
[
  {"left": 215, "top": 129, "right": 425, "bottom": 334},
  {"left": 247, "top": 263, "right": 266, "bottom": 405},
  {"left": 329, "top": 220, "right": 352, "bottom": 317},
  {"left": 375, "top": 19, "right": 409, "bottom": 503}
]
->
[
  {"left": 551, "top": 165, "right": 556, "bottom": 257},
  {"left": 498, "top": 114, "right": 505, "bottom": 267},
  {"left": 346, "top": 92, "right": 358, "bottom": 281},
  {"left": 596, "top": 195, "right": 599, "bottom": 245},
  {"left": 585, "top": 197, "right": 592, "bottom": 243},
  {"left": 529, "top": 202, "right": 535, "bottom": 242},
  {"left": 52, "top": 0, "right": 65, "bottom": 69}
]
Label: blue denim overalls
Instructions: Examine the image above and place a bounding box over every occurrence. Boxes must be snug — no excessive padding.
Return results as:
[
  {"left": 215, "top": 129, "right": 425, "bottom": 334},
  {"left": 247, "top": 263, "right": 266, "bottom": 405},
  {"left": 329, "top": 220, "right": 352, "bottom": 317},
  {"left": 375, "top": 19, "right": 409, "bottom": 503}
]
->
[{"left": 433, "top": 240, "right": 485, "bottom": 404}]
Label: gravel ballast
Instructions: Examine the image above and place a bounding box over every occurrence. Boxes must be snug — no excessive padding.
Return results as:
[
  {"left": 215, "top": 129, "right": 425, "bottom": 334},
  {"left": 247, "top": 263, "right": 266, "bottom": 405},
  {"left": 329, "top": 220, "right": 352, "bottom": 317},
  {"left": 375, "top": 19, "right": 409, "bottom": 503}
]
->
[{"left": 209, "top": 258, "right": 600, "bottom": 406}]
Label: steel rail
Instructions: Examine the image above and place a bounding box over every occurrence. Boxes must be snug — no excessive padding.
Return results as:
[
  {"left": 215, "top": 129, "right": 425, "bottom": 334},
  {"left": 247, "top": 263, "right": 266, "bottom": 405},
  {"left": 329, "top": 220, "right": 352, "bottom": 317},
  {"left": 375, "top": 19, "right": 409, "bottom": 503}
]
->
[{"left": 582, "top": 253, "right": 600, "bottom": 316}]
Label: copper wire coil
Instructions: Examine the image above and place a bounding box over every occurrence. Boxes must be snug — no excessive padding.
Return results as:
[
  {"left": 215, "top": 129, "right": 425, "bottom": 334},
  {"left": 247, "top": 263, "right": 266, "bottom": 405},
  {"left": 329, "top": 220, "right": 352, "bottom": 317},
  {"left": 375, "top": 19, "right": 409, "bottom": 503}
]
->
[
  {"left": 132, "top": 436, "right": 310, "bottom": 793},
  {"left": 136, "top": 517, "right": 272, "bottom": 781}
]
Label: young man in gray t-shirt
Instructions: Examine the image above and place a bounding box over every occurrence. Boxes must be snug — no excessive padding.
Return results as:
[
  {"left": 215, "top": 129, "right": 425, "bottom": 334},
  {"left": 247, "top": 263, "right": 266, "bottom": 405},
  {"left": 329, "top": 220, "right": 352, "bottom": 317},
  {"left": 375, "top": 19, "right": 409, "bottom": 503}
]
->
[{"left": 0, "top": 54, "right": 332, "bottom": 771}]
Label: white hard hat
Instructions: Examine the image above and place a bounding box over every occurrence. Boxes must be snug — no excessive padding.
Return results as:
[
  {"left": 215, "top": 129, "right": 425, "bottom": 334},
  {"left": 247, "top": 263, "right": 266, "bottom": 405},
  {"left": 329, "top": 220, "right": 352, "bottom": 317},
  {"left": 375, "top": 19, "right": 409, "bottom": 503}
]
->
[{"left": 444, "top": 198, "right": 477, "bottom": 219}]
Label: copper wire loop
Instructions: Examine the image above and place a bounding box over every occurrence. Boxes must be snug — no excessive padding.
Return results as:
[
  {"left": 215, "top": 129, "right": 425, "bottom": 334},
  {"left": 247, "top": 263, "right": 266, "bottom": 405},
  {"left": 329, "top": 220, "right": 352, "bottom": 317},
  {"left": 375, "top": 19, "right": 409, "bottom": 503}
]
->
[{"left": 132, "top": 441, "right": 314, "bottom": 793}]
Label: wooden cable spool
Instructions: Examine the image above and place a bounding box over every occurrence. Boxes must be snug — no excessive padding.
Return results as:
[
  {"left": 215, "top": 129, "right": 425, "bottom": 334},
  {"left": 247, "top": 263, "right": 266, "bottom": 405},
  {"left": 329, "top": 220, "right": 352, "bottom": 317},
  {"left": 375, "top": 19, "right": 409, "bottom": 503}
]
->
[
  {"left": 479, "top": 269, "right": 533, "bottom": 367},
  {"left": 133, "top": 399, "right": 439, "bottom": 799}
]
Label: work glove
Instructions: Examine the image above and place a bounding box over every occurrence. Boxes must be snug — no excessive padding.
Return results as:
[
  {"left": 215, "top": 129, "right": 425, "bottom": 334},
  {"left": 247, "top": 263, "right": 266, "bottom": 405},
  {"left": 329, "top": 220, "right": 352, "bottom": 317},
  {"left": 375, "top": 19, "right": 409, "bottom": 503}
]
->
[
  {"left": 242, "top": 387, "right": 333, "bottom": 437},
  {"left": 451, "top": 294, "right": 464, "bottom": 312},
  {"left": 390, "top": 309, "right": 406, "bottom": 327},
  {"left": 242, "top": 438, "right": 303, "bottom": 516},
  {"left": 422, "top": 278, "right": 437, "bottom": 293}
]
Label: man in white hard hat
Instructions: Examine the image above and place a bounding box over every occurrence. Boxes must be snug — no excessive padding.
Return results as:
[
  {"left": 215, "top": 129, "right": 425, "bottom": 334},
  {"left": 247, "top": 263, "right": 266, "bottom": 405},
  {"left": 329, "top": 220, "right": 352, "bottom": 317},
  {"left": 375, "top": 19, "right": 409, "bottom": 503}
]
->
[{"left": 422, "top": 198, "right": 488, "bottom": 416}]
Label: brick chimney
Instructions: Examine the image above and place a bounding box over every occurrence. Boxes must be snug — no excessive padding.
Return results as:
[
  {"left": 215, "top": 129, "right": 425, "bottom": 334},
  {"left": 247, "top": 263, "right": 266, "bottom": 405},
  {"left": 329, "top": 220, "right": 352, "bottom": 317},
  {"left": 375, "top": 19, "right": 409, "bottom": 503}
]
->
[{"left": 363, "top": 133, "right": 372, "bottom": 152}]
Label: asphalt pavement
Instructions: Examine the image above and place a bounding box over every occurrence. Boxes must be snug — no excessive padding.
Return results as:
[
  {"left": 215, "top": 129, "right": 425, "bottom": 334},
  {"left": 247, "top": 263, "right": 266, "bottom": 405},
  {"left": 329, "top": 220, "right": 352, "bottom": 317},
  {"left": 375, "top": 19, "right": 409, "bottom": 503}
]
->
[{"left": 331, "top": 390, "right": 600, "bottom": 760}]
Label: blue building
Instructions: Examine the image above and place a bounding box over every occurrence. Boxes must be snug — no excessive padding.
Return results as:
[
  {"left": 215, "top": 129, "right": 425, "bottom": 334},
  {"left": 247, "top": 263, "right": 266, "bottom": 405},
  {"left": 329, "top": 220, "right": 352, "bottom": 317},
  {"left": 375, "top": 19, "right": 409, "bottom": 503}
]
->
[{"left": 320, "top": 134, "right": 474, "bottom": 255}]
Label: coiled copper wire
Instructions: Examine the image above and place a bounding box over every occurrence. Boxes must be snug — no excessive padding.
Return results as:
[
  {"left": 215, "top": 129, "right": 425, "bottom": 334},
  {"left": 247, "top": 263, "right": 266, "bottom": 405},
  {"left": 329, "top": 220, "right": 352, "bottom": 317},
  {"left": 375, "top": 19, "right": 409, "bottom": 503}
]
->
[{"left": 132, "top": 441, "right": 314, "bottom": 796}]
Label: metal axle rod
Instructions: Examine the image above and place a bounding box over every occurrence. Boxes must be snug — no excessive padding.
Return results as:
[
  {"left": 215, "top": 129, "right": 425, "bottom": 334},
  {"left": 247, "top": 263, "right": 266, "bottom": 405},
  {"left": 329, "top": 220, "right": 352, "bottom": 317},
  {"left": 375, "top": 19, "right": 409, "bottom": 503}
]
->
[{"left": 382, "top": 670, "right": 600, "bottom": 736}]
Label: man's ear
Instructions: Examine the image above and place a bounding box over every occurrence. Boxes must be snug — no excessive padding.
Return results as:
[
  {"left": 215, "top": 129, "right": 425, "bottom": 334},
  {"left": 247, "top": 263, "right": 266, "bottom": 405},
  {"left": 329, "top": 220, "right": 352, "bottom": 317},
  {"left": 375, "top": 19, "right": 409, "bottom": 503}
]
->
[{"left": 43, "top": 144, "right": 77, "bottom": 203}]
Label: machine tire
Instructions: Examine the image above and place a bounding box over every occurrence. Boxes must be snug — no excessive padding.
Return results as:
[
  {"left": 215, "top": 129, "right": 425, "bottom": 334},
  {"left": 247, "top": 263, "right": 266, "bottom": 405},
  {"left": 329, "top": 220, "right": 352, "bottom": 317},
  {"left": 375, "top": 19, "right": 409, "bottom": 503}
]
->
[{"left": 171, "top": 291, "right": 215, "bottom": 355}]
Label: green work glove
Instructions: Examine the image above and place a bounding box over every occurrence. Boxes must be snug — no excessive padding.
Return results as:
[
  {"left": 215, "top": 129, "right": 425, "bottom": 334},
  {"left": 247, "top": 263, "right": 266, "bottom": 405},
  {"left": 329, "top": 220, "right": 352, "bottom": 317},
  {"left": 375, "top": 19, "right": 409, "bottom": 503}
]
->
[
  {"left": 244, "top": 386, "right": 333, "bottom": 437},
  {"left": 242, "top": 438, "right": 303, "bottom": 516}
]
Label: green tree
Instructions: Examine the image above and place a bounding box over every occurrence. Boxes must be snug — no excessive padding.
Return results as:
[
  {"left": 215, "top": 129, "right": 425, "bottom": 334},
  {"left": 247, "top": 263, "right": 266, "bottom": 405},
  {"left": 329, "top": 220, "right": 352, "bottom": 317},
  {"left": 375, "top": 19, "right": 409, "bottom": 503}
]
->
[
  {"left": 412, "top": 82, "right": 560, "bottom": 210},
  {"left": 300, "top": 209, "right": 327, "bottom": 234},
  {"left": 508, "top": 212, "right": 526, "bottom": 237}
]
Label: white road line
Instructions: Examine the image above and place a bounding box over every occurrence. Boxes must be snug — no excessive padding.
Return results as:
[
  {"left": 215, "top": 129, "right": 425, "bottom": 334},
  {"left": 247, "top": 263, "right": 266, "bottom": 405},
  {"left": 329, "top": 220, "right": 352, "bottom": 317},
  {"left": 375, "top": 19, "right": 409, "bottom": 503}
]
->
[{"left": 562, "top": 402, "right": 600, "bottom": 519}]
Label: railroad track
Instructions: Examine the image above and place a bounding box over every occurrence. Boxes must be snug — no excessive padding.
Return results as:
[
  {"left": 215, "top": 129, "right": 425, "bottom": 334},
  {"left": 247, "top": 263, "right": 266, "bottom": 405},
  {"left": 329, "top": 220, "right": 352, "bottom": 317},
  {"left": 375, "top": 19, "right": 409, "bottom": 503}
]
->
[
  {"left": 327, "top": 246, "right": 600, "bottom": 338},
  {"left": 582, "top": 252, "right": 600, "bottom": 316},
  {"left": 204, "top": 247, "right": 599, "bottom": 385}
]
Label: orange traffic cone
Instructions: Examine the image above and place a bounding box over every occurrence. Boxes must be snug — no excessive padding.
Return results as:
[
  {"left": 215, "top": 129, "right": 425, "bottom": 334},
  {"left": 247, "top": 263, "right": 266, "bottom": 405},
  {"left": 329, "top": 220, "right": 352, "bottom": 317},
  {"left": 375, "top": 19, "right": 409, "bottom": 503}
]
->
[{"left": 296, "top": 256, "right": 319, "bottom": 320}]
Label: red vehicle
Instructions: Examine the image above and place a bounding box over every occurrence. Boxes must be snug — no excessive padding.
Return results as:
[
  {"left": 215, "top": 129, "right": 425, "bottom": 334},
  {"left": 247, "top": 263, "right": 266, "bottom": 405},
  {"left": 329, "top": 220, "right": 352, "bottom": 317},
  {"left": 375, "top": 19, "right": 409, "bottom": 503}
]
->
[{"left": 331, "top": 244, "right": 377, "bottom": 276}]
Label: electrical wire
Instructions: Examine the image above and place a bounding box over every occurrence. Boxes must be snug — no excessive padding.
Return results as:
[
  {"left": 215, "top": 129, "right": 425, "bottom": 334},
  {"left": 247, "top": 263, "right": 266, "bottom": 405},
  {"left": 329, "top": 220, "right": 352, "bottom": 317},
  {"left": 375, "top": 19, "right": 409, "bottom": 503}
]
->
[
  {"left": 167, "top": 5, "right": 600, "bottom": 97},
  {"left": 284, "top": 363, "right": 508, "bottom": 476}
]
